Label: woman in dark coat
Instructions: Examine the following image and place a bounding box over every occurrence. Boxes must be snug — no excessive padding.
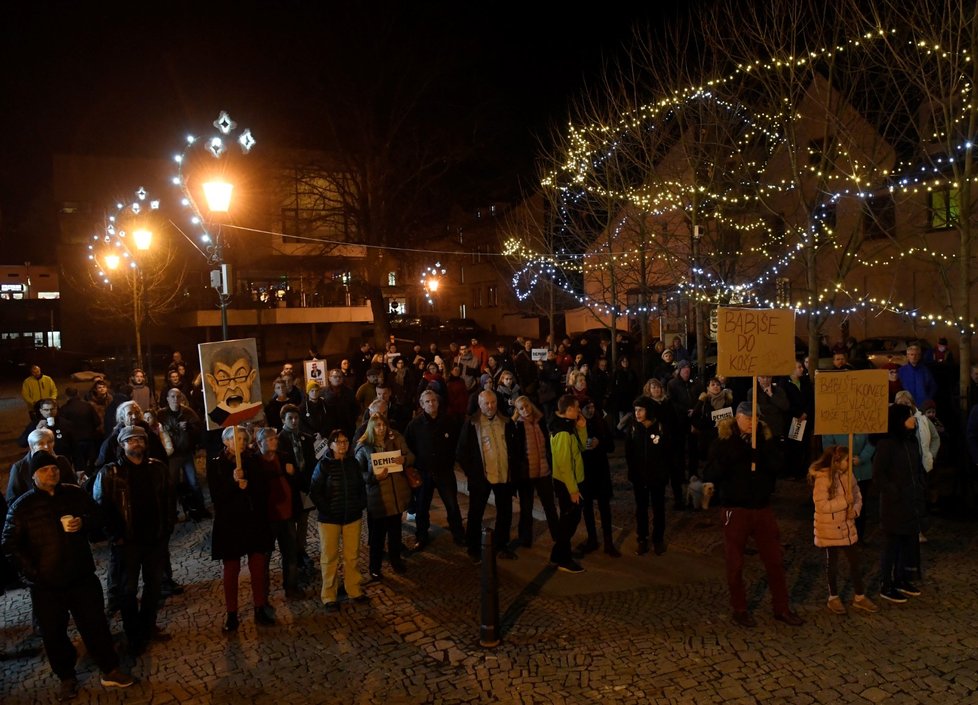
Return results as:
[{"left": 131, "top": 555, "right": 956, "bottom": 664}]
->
[
  {"left": 874, "top": 403, "right": 924, "bottom": 604},
  {"left": 207, "top": 426, "right": 274, "bottom": 632},
  {"left": 309, "top": 429, "right": 367, "bottom": 610},
  {"left": 580, "top": 397, "right": 619, "bottom": 557},
  {"left": 355, "top": 414, "right": 414, "bottom": 579},
  {"left": 625, "top": 395, "right": 672, "bottom": 556}
]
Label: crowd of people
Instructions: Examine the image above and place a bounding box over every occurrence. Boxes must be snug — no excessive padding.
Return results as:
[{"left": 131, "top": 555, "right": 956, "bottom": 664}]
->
[{"left": 2, "top": 332, "right": 973, "bottom": 700}]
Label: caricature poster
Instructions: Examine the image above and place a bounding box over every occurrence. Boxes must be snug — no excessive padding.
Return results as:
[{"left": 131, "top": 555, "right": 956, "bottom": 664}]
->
[{"left": 198, "top": 338, "right": 265, "bottom": 431}]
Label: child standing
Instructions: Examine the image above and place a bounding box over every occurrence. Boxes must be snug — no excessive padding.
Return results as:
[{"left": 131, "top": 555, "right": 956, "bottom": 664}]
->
[{"left": 809, "top": 446, "right": 878, "bottom": 614}]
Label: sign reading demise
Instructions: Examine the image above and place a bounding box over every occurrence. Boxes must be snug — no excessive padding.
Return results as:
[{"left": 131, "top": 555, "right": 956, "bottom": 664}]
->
[
  {"left": 814, "top": 369, "right": 889, "bottom": 436},
  {"left": 715, "top": 308, "right": 796, "bottom": 377}
]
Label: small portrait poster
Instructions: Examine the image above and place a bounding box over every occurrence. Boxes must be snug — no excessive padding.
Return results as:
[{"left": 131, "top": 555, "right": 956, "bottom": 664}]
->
[
  {"left": 199, "top": 338, "right": 265, "bottom": 431},
  {"left": 305, "top": 360, "right": 325, "bottom": 384}
]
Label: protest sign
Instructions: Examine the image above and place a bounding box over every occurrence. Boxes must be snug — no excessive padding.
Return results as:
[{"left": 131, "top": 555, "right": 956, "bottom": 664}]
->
[
  {"left": 370, "top": 450, "right": 403, "bottom": 475},
  {"left": 814, "top": 369, "right": 889, "bottom": 436},
  {"left": 531, "top": 348, "right": 548, "bottom": 361},
  {"left": 716, "top": 308, "right": 796, "bottom": 377}
]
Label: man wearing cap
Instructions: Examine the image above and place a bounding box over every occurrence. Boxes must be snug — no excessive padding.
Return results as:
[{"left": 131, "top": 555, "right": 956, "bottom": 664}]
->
[
  {"left": 2, "top": 451, "right": 134, "bottom": 699},
  {"left": 706, "top": 402, "right": 804, "bottom": 628},
  {"left": 94, "top": 425, "right": 175, "bottom": 655}
]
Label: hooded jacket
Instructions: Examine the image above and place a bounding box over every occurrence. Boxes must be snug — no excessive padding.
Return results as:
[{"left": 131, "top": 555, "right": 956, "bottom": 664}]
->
[
  {"left": 811, "top": 468, "right": 862, "bottom": 547},
  {"left": 706, "top": 418, "right": 781, "bottom": 508}
]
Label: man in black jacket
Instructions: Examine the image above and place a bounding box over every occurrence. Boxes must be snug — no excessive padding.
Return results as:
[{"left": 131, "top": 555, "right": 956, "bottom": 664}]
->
[
  {"left": 94, "top": 425, "right": 174, "bottom": 655},
  {"left": 405, "top": 390, "right": 463, "bottom": 550},
  {"left": 2, "top": 451, "right": 133, "bottom": 699},
  {"left": 706, "top": 402, "right": 804, "bottom": 629},
  {"left": 7, "top": 428, "right": 77, "bottom": 505}
]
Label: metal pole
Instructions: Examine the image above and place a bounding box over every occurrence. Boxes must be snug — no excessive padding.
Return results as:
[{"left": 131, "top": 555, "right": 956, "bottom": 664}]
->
[
  {"left": 217, "top": 227, "right": 229, "bottom": 341},
  {"left": 479, "top": 527, "right": 500, "bottom": 647}
]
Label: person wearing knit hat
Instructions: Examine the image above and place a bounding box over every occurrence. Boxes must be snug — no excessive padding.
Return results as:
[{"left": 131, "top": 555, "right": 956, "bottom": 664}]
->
[
  {"left": 3, "top": 449, "right": 135, "bottom": 696},
  {"left": 306, "top": 379, "right": 321, "bottom": 394},
  {"left": 623, "top": 394, "right": 670, "bottom": 556}
]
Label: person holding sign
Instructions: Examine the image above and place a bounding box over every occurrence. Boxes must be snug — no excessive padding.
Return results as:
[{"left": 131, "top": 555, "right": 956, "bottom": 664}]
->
[
  {"left": 206, "top": 426, "right": 275, "bottom": 631},
  {"left": 692, "top": 377, "right": 734, "bottom": 471},
  {"left": 355, "top": 414, "right": 414, "bottom": 579},
  {"left": 309, "top": 430, "right": 367, "bottom": 612},
  {"left": 706, "top": 402, "right": 804, "bottom": 628},
  {"left": 808, "top": 446, "right": 878, "bottom": 615}
]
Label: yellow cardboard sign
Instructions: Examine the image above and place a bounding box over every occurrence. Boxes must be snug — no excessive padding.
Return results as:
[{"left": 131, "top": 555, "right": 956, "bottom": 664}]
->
[
  {"left": 715, "top": 308, "right": 796, "bottom": 377},
  {"left": 814, "top": 369, "right": 889, "bottom": 435}
]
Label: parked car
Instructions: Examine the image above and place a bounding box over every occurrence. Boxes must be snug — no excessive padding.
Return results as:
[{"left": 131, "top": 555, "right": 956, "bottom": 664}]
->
[
  {"left": 389, "top": 314, "right": 440, "bottom": 339},
  {"left": 851, "top": 336, "right": 933, "bottom": 368},
  {"left": 440, "top": 317, "right": 485, "bottom": 341}
]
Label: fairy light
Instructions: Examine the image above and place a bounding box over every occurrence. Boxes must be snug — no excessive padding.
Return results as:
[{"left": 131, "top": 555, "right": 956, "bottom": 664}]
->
[{"left": 87, "top": 187, "right": 160, "bottom": 284}]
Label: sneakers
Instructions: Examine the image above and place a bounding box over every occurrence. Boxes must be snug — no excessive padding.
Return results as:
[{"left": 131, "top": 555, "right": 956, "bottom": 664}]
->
[
  {"left": 557, "top": 560, "right": 585, "bottom": 574},
  {"left": 773, "top": 610, "right": 805, "bottom": 626},
  {"left": 57, "top": 676, "right": 79, "bottom": 701},
  {"left": 635, "top": 539, "right": 649, "bottom": 556},
  {"left": 732, "top": 611, "right": 756, "bottom": 628},
  {"left": 852, "top": 595, "right": 879, "bottom": 613},
  {"left": 323, "top": 601, "right": 340, "bottom": 613},
  {"left": 879, "top": 587, "right": 908, "bottom": 604},
  {"left": 826, "top": 596, "right": 846, "bottom": 615},
  {"left": 100, "top": 669, "right": 135, "bottom": 688},
  {"left": 897, "top": 582, "right": 921, "bottom": 597}
]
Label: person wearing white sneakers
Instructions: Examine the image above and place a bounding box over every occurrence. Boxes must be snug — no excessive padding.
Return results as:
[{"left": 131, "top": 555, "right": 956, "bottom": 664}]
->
[{"left": 809, "top": 446, "right": 877, "bottom": 615}]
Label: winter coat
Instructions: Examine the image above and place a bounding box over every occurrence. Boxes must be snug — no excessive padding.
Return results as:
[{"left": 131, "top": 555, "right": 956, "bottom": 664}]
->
[
  {"left": 705, "top": 418, "right": 781, "bottom": 508},
  {"left": 158, "top": 404, "right": 202, "bottom": 456},
  {"left": 512, "top": 416, "right": 552, "bottom": 484},
  {"left": 897, "top": 363, "right": 937, "bottom": 408},
  {"left": 309, "top": 455, "right": 366, "bottom": 525},
  {"left": 2, "top": 483, "right": 103, "bottom": 589},
  {"left": 746, "top": 382, "right": 790, "bottom": 439},
  {"left": 446, "top": 376, "right": 470, "bottom": 417},
  {"left": 206, "top": 450, "right": 273, "bottom": 559},
  {"left": 873, "top": 433, "right": 923, "bottom": 536},
  {"left": 624, "top": 417, "right": 670, "bottom": 486},
  {"left": 456, "top": 411, "right": 519, "bottom": 491},
  {"left": 6, "top": 452, "right": 76, "bottom": 505},
  {"left": 811, "top": 468, "right": 862, "bottom": 547},
  {"left": 582, "top": 412, "right": 614, "bottom": 498},
  {"left": 93, "top": 456, "right": 174, "bottom": 543},
  {"left": 405, "top": 412, "right": 460, "bottom": 480},
  {"left": 356, "top": 431, "right": 414, "bottom": 519},
  {"left": 692, "top": 388, "right": 734, "bottom": 461}
]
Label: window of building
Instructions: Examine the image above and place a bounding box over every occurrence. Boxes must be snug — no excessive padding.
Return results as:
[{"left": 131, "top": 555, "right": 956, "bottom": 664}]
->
[
  {"left": 862, "top": 193, "right": 896, "bottom": 240},
  {"left": 37, "top": 292, "right": 60, "bottom": 300},
  {"left": 928, "top": 187, "right": 959, "bottom": 230},
  {"left": 487, "top": 285, "right": 497, "bottom": 307},
  {"left": 388, "top": 271, "right": 397, "bottom": 287}
]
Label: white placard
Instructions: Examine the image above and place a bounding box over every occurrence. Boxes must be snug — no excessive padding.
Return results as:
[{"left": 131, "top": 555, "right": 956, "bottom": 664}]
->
[
  {"left": 711, "top": 406, "right": 733, "bottom": 426},
  {"left": 370, "top": 450, "right": 403, "bottom": 475},
  {"left": 314, "top": 437, "right": 329, "bottom": 460},
  {"left": 304, "top": 359, "right": 326, "bottom": 385},
  {"left": 531, "top": 348, "right": 548, "bottom": 361},
  {"left": 787, "top": 416, "right": 807, "bottom": 441}
]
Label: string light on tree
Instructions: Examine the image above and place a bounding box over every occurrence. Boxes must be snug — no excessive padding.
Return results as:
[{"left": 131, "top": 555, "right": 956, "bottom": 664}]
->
[{"left": 87, "top": 187, "right": 161, "bottom": 284}]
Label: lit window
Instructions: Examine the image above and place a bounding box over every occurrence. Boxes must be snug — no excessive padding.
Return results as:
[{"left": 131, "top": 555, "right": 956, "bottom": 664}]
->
[
  {"left": 928, "top": 187, "right": 959, "bottom": 230},
  {"left": 388, "top": 272, "right": 397, "bottom": 287}
]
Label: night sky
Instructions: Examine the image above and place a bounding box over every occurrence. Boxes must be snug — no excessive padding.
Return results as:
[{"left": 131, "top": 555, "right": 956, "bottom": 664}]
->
[{"left": 0, "top": 1, "right": 694, "bottom": 263}]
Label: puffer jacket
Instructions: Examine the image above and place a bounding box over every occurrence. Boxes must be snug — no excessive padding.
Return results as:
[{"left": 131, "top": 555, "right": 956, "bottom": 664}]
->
[
  {"left": 309, "top": 455, "right": 366, "bottom": 525},
  {"left": 811, "top": 468, "right": 862, "bottom": 547},
  {"left": 355, "top": 431, "right": 414, "bottom": 519},
  {"left": 2, "top": 483, "right": 103, "bottom": 589}
]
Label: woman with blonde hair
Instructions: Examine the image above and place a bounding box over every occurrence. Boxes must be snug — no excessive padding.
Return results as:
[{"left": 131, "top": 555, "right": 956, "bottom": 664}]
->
[
  {"left": 355, "top": 413, "right": 415, "bottom": 579},
  {"left": 808, "top": 445, "right": 877, "bottom": 615},
  {"left": 511, "top": 396, "right": 559, "bottom": 548}
]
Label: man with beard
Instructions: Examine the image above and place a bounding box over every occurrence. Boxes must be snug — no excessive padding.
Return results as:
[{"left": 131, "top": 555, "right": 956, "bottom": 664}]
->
[{"left": 94, "top": 426, "right": 175, "bottom": 655}]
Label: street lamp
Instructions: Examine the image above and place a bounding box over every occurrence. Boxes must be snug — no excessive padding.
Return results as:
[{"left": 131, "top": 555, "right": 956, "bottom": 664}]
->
[
  {"left": 171, "top": 111, "right": 255, "bottom": 341},
  {"left": 421, "top": 262, "right": 447, "bottom": 307}
]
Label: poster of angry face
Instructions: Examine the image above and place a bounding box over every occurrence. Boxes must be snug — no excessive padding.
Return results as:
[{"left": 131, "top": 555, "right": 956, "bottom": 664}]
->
[{"left": 198, "top": 338, "right": 265, "bottom": 431}]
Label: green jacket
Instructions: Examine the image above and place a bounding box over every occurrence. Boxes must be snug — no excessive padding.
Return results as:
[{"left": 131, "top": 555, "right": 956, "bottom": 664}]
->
[{"left": 549, "top": 416, "right": 587, "bottom": 494}]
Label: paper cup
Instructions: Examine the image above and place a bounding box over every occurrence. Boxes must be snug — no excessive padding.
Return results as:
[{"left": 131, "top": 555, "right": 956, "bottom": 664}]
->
[
  {"left": 46, "top": 417, "right": 56, "bottom": 427},
  {"left": 60, "top": 515, "right": 76, "bottom": 532}
]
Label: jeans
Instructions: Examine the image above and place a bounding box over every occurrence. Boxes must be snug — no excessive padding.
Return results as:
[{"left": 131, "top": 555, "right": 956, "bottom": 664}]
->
[
  {"left": 31, "top": 574, "right": 118, "bottom": 679},
  {"left": 416, "top": 471, "right": 464, "bottom": 542},
  {"left": 319, "top": 520, "right": 363, "bottom": 603},
  {"left": 550, "top": 480, "right": 583, "bottom": 565},
  {"left": 120, "top": 537, "right": 167, "bottom": 644},
  {"left": 465, "top": 482, "right": 513, "bottom": 555},
  {"left": 632, "top": 479, "right": 667, "bottom": 543},
  {"left": 266, "top": 519, "right": 299, "bottom": 593},
  {"left": 169, "top": 454, "right": 205, "bottom": 513},
  {"left": 517, "top": 476, "right": 559, "bottom": 546}
]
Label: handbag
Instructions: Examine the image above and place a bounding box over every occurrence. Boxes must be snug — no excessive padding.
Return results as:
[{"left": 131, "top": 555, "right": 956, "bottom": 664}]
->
[{"left": 404, "top": 466, "right": 423, "bottom": 489}]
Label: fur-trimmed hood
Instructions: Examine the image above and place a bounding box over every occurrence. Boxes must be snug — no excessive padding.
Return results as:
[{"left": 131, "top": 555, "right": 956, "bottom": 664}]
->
[
  {"left": 698, "top": 389, "right": 733, "bottom": 404},
  {"left": 716, "top": 416, "right": 772, "bottom": 441}
]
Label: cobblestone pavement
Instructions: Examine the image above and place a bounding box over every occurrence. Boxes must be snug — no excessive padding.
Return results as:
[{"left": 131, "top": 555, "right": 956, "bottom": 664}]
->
[{"left": 2, "top": 379, "right": 978, "bottom": 704}]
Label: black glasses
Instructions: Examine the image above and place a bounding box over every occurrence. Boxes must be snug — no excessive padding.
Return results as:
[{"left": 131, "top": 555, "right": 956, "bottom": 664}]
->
[
  {"left": 40, "top": 407, "right": 55, "bottom": 413},
  {"left": 214, "top": 371, "right": 250, "bottom": 387}
]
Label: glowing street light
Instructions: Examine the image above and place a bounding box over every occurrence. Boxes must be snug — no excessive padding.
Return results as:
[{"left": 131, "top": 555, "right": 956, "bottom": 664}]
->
[
  {"left": 133, "top": 228, "right": 153, "bottom": 251},
  {"left": 202, "top": 180, "right": 234, "bottom": 213},
  {"left": 105, "top": 253, "right": 121, "bottom": 270}
]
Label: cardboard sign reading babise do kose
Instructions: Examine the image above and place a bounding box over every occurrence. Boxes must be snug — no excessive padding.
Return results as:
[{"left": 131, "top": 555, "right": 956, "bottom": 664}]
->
[
  {"left": 813, "top": 369, "right": 889, "bottom": 435},
  {"left": 715, "top": 308, "right": 796, "bottom": 377}
]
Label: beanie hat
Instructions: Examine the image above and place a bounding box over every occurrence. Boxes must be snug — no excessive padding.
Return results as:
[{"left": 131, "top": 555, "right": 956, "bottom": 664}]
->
[
  {"left": 676, "top": 360, "right": 691, "bottom": 371},
  {"left": 30, "top": 450, "right": 60, "bottom": 474},
  {"left": 735, "top": 401, "right": 753, "bottom": 416},
  {"left": 306, "top": 379, "right": 321, "bottom": 392},
  {"left": 661, "top": 349, "right": 674, "bottom": 360},
  {"left": 632, "top": 395, "right": 657, "bottom": 417}
]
